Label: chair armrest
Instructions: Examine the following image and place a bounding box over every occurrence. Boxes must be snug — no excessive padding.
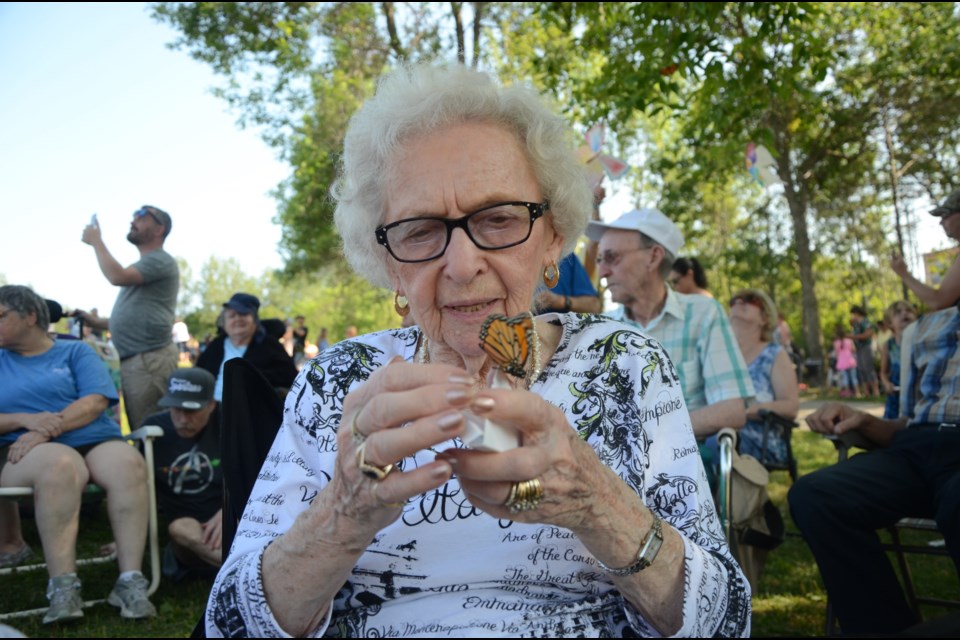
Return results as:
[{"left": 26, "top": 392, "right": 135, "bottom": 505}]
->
[
  {"left": 0, "top": 487, "right": 34, "bottom": 498},
  {"left": 758, "top": 409, "right": 799, "bottom": 429},
  {"left": 128, "top": 425, "right": 164, "bottom": 441},
  {"left": 717, "top": 427, "right": 738, "bottom": 446}
]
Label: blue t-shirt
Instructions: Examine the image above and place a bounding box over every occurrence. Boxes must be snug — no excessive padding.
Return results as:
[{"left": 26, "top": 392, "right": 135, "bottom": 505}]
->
[
  {"left": 551, "top": 253, "right": 598, "bottom": 298},
  {"left": 536, "top": 254, "right": 598, "bottom": 312},
  {"left": 0, "top": 340, "right": 121, "bottom": 448}
]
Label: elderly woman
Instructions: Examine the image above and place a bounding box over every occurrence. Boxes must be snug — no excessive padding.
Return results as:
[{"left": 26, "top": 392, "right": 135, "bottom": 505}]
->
[
  {"left": 727, "top": 289, "right": 799, "bottom": 464},
  {"left": 0, "top": 285, "right": 155, "bottom": 623},
  {"left": 205, "top": 64, "right": 749, "bottom": 638},
  {"left": 196, "top": 292, "right": 298, "bottom": 402}
]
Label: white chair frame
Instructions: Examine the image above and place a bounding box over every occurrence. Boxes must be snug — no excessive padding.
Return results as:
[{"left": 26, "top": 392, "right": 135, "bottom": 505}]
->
[{"left": 0, "top": 425, "right": 163, "bottom": 621}]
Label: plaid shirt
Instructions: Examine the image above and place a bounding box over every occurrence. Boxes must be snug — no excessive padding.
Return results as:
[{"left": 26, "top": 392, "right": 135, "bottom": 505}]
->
[
  {"left": 607, "top": 288, "right": 754, "bottom": 411},
  {"left": 903, "top": 306, "right": 960, "bottom": 426}
]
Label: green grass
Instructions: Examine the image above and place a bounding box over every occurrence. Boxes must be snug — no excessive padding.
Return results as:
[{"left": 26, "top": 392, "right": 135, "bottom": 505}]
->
[
  {"left": 2, "top": 500, "right": 208, "bottom": 638},
  {"left": 4, "top": 428, "right": 958, "bottom": 637}
]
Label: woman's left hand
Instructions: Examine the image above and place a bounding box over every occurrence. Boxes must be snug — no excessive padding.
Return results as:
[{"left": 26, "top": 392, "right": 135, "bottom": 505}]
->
[
  {"left": 441, "top": 386, "right": 687, "bottom": 635},
  {"left": 7, "top": 430, "right": 50, "bottom": 464},
  {"left": 438, "top": 387, "right": 622, "bottom": 532},
  {"left": 20, "top": 411, "right": 64, "bottom": 438}
]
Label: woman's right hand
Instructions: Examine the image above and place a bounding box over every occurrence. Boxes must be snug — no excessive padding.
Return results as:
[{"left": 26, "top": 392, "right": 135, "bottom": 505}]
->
[
  {"left": 317, "top": 357, "right": 476, "bottom": 536},
  {"left": 7, "top": 430, "right": 49, "bottom": 464},
  {"left": 20, "top": 411, "right": 64, "bottom": 438},
  {"left": 260, "top": 358, "right": 479, "bottom": 636}
]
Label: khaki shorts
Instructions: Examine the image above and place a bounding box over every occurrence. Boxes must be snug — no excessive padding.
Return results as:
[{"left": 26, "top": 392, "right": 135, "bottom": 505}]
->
[{"left": 120, "top": 343, "right": 179, "bottom": 430}]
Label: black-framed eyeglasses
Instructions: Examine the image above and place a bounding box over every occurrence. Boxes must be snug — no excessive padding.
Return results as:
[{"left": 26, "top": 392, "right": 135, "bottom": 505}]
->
[
  {"left": 134, "top": 206, "right": 162, "bottom": 226},
  {"left": 375, "top": 201, "right": 548, "bottom": 263}
]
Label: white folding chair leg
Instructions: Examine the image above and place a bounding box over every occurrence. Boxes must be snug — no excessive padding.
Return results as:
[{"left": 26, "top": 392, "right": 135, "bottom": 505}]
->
[{"left": 131, "top": 425, "right": 163, "bottom": 597}]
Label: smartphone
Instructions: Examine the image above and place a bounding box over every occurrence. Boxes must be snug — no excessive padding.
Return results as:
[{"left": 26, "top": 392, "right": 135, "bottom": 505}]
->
[{"left": 90, "top": 213, "right": 98, "bottom": 226}]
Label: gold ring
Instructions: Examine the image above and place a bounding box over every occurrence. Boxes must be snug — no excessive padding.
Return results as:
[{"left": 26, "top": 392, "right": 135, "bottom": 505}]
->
[
  {"left": 350, "top": 408, "right": 366, "bottom": 445},
  {"left": 504, "top": 478, "right": 543, "bottom": 514},
  {"left": 373, "top": 483, "right": 406, "bottom": 509},
  {"left": 355, "top": 441, "right": 396, "bottom": 481}
]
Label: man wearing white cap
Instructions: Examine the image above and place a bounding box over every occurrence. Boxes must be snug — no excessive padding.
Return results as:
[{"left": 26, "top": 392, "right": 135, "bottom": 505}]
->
[{"left": 587, "top": 209, "right": 753, "bottom": 451}]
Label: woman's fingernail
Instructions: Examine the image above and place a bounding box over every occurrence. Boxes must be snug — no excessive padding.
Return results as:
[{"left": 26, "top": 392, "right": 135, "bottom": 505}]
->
[
  {"left": 437, "top": 411, "right": 463, "bottom": 431},
  {"left": 449, "top": 375, "right": 473, "bottom": 385},
  {"left": 446, "top": 387, "right": 469, "bottom": 403},
  {"left": 432, "top": 461, "right": 453, "bottom": 478},
  {"left": 471, "top": 396, "right": 495, "bottom": 413}
]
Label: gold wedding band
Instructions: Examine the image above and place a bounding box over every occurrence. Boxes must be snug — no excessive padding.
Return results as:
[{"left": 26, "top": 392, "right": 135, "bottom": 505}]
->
[
  {"left": 355, "top": 441, "right": 396, "bottom": 481},
  {"left": 504, "top": 478, "right": 543, "bottom": 514},
  {"left": 350, "top": 408, "right": 366, "bottom": 445},
  {"left": 373, "top": 483, "right": 406, "bottom": 509}
]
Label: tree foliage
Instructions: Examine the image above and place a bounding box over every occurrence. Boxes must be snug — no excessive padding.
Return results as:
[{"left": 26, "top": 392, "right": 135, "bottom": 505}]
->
[
  {"left": 152, "top": 2, "right": 493, "bottom": 273},
  {"left": 178, "top": 256, "right": 397, "bottom": 346},
  {"left": 533, "top": 2, "right": 960, "bottom": 363},
  {"left": 153, "top": 2, "right": 960, "bottom": 368}
]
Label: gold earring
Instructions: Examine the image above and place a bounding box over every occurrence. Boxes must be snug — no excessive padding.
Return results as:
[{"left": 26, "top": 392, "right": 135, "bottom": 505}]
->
[
  {"left": 394, "top": 292, "right": 410, "bottom": 317},
  {"left": 543, "top": 261, "right": 560, "bottom": 288}
]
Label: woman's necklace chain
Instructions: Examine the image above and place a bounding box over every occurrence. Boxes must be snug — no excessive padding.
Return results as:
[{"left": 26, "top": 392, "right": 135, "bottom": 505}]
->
[{"left": 416, "top": 320, "right": 543, "bottom": 390}]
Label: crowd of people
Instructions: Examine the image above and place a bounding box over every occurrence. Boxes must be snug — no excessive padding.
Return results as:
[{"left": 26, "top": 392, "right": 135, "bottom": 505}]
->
[{"left": 2, "top": 60, "right": 957, "bottom": 637}]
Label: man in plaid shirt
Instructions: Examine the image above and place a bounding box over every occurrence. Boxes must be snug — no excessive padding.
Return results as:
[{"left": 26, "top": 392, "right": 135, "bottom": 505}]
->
[
  {"left": 792, "top": 305, "right": 960, "bottom": 634},
  {"left": 587, "top": 209, "right": 753, "bottom": 440}
]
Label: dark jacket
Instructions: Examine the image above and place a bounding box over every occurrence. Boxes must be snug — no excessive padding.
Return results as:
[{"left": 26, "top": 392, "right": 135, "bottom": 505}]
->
[{"left": 196, "top": 328, "right": 298, "bottom": 395}]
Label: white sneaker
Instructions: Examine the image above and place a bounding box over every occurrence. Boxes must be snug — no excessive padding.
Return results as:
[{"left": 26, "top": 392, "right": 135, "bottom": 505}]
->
[
  {"left": 43, "top": 574, "right": 83, "bottom": 624},
  {"left": 107, "top": 573, "right": 156, "bottom": 619}
]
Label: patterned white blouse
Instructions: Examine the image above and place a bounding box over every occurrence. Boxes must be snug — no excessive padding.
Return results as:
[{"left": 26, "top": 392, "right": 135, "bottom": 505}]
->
[{"left": 205, "top": 313, "right": 751, "bottom": 637}]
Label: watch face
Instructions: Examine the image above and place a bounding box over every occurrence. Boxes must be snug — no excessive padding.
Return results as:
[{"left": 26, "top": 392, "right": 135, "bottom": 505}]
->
[{"left": 598, "top": 515, "right": 663, "bottom": 576}]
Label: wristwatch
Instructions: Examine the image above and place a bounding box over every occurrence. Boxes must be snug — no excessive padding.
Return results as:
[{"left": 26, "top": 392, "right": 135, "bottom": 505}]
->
[{"left": 597, "top": 515, "right": 664, "bottom": 576}]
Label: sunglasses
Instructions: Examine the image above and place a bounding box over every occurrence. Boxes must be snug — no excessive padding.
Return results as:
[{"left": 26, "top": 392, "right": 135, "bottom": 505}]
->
[
  {"left": 133, "top": 207, "right": 162, "bottom": 226},
  {"left": 730, "top": 293, "right": 765, "bottom": 311}
]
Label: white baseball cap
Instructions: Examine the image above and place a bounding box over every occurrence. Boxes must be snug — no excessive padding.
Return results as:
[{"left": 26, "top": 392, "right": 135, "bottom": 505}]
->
[{"left": 586, "top": 208, "right": 684, "bottom": 258}]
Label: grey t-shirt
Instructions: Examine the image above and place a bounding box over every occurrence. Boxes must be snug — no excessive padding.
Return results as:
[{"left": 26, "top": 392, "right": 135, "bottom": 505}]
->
[{"left": 110, "top": 249, "right": 179, "bottom": 359}]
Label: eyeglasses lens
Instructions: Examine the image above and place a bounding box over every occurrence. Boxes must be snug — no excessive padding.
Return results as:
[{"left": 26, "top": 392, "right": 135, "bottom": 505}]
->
[{"left": 380, "top": 202, "right": 540, "bottom": 263}]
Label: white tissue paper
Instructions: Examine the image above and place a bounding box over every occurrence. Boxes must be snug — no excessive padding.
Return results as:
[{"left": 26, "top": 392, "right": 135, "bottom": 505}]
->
[{"left": 461, "top": 369, "right": 519, "bottom": 452}]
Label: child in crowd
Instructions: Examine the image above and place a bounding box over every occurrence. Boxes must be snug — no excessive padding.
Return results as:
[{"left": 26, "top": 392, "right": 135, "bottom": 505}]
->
[
  {"left": 879, "top": 300, "right": 918, "bottom": 419},
  {"left": 833, "top": 324, "right": 859, "bottom": 398}
]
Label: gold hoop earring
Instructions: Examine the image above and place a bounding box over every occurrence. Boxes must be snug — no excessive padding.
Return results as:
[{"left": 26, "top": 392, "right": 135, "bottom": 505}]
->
[
  {"left": 543, "top": 262, "right": 560, "bottom": 288},
  {"left": 394, "top": 292, "right": 410, "bottom": 317}
]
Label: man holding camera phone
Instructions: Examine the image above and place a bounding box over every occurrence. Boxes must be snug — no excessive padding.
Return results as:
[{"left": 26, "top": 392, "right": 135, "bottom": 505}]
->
[{"left": 77, "top": 205, "right": 179, "bottom": 430}]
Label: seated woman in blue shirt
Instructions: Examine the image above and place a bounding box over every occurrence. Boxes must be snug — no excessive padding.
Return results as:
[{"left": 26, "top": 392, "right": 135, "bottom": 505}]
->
[{"left": 0, "top": 285, "right": 155, "bottom": 624}]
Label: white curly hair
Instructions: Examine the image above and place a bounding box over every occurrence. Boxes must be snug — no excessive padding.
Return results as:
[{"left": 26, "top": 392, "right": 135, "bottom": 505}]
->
[{"left": 332, "top": 62, "right": 593, "bottom": 289}]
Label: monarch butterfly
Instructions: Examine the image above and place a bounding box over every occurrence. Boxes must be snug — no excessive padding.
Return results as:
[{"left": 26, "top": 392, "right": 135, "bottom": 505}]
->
[{"left": 479, "top": 312, "right": 534, "bottom": 379}]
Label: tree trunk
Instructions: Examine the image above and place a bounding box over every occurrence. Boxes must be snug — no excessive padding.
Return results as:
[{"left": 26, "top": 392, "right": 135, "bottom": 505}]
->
[
  {"left": 786, "top": 195, "right": 825, "bottom": 382},
  {"left": 777, "top": 144, "right": 825, "bottom": 385}
]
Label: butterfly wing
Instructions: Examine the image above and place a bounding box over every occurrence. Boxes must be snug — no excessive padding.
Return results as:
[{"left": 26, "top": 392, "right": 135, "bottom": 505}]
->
[{"left": 479, "top": 313, "right": 532, "bottom": 379}]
